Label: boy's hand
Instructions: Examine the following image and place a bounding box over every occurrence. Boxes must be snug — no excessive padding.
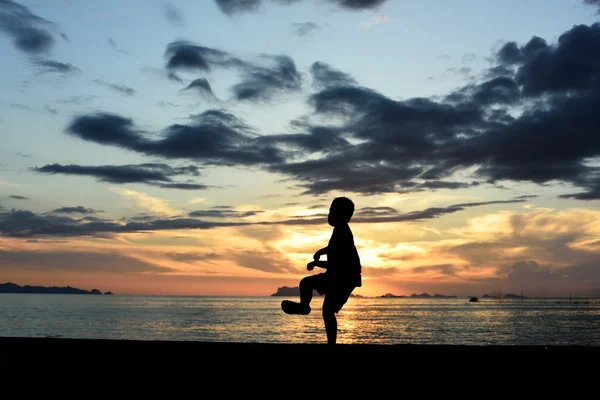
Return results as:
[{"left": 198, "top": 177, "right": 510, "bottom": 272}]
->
[
  {"left": 307, "top": 261, "right": 317, "bottom": 271},
  {"left": 313, "top": 249, "right": 324, "bottom": 261}
]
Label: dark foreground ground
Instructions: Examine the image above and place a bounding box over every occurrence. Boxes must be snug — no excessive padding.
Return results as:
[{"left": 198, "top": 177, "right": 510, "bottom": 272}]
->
[{"left": 1, "top": 337, "right": 598, "bottom": 386}]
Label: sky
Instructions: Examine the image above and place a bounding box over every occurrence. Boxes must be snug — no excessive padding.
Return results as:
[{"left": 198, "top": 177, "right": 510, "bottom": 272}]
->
[{"left": 1, "top": 0, "right": 599, "bottom": 298}]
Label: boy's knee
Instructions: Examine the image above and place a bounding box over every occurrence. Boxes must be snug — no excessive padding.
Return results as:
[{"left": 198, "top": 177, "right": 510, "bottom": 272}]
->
[
  {"left": 322, "top": 301, "right": 337, "bottom": 317},
  {"left": 300, "top": 276, "right": 310, "bottom": 288}
]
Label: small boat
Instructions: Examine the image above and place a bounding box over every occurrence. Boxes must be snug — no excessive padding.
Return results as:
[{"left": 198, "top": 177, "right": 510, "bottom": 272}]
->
[{"left": 469, "top": 296, "right": 479, "bottom": 302}]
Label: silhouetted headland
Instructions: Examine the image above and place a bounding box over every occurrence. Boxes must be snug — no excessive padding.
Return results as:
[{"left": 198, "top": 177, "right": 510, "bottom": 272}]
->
[{"left": 0, "top": 282, "right": 112, "bottom": 295}]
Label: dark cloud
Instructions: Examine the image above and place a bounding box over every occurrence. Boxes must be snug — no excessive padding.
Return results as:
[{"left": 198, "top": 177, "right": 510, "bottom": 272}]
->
[
  {"left": 157, "top": 183, "right": 209, "bottom": 190},
  {"left": 182, "top": 78, "right": 217, "bottom": 100},
  {"left": 33, "top": 163, "right": 207, "bottom": 190},
  {"left": 56, "top": 95, "right": 97, "bottom": 105},
  {"left": 108, "top": 38, "right": 129, "bottom": 55},
  {"left": 0, "top": 0, "right": 62, "bottom": 54},
  {"left": 53, "top": 24, "right": 600, "bottom": 200},
  {"left": 292, "top": 22, "right": 319, "bottom": 37},
  {"left": 310, "top": 61, "right": 357, "bottom": 89},
  {"left": 52, "top": 206, "right": 101, "bottom": 214},
  {"left": 214, "top": 0, "right": 387, "bottom": 15},
  {"left": 215, "top": 0, "right": 262, "bottom": 15},
  {"left": 355, "top": 206, "right": 397, "bottom": 217},
  {"left": 93, "top": 79, "right": 136, "bottom": 96},
  {"left": 189, "top": 208, "right": 263, "bottom": 218},
  {"left": 8, "top": 195, "right": 28, "bottom": 200},
  {"left": 267, "top": 24, "right": 600, "bottom": 199},
  {"left": 164, "top": 41, "right": 302, "bottom": 101},
  {"left": 258, "top": 125, "right": 350, "bottom": 154},
  {"left": 0, "top": 199, "right": 525, "bottom": 237},
  {"left": 328, "top": 0, "right": 387, "bottom": 10},
  {"left": 513, "top": 26, "right": 600, "bottom": 96},
  {"left": 29, "top": 57, "right": 80, "bottom": 75},
  {"left": 66, "top": 110, "right": 285, "bottom": 165},
  {"left": 445, "top": 76, "right": 520, "bottom": 106},
  {"left": 163, "top": 1, "right": 185, "bottom": 26}
]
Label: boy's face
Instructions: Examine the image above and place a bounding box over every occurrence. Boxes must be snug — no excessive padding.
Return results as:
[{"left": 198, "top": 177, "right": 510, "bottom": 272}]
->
[{"left": 328, "top": 203, "right": 342, "bottom": 227}]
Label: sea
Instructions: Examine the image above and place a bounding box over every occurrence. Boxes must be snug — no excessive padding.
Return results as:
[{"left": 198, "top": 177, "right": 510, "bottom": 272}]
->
[{"left": 1, "top": 294, "right": 599, "bottom": 346}]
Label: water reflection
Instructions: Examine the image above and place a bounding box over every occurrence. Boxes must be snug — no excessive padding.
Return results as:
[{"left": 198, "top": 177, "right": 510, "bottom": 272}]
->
[{"left": 0, "top": 294, "right": 598, "bottom": 345}]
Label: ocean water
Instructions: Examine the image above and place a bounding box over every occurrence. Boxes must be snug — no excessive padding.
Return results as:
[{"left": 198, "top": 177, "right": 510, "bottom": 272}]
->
[{"left": 1, "top": 294, "right": 599, "bottom": 346}]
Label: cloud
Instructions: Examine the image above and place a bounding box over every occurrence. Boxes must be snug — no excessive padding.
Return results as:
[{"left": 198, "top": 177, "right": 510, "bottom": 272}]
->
[
  {"left": 214, "top": 0, "right": 262, "bottom": 15},
  {"left": 108, "top": 38, "right": 129, "bottom": 55},
  {"left": 257, "top": 124, "right": 350, "bottom": 154},
  {"left": 230, "top": 249, "right": 296, "bottom": 273},
  {"left": 361, "top": 15, "right": 389, "bottom": 31},
  {"left": 264, "top": 24, "right": 600, "bottom": 198},
  {"left": 65, "top": 110, "right": 285, "bottom": 165},
  {"left": 330, "top": 0, "right": 387, "bottom": 10},
  {"left": 189, "top": 208, "right": 264, "bottom": 218},
  {"left": 0, "top": 0, "right": 63, "bottom": 54},
  {"left": 0, "top": 198, "right": 528, "bottom": 237},
  {"left": 182, "top": 78, "right": 217, "bottom": 100},
  {"left": 355, "top": 206, "right": 397, "bottom": 217},
  {"left": 33, "top": 163, "right": 206, "bottom": 190},
  {"left": 43, "top": 105, "right": 58, "bottom": 115},
  {"left": 52, "top": 206, "right": 101, "bottom": 214},
  {"left": 584, "top": 0, "right": 600, "bottom": 13},
  {"left": 214, "top": 0, "right": 387, "bottom": 15},
  {"left": 115, "top": 189, "right": 180, "bottom": 216},
  {"left": 8, "top": 195, "right": 28, "bottom": 200},
  {"left": 93, "top": 79, "right": 136, "bottom": 96},
  {"left": 56, "top": 95, "right": 97, "bottom": 105},
  {"left": 310, "top": 61, "right": 357, "bottom": 89},
  {"left": 29, "top": 57, "right": 80, "bottom": 75},
  {"left": 1, "top": 249, "right": 174, "bottom": 273},
  {"left": 163, "top": 1, "right": 185, "bottom": 26},
  {"left": 41, "top": 22, "right": 600, "bottom": 201},
  {"left": 164, "top": 40, "right": 302, "bottom": 101},
  {"left": 292, "top": 22, "right": 319, "bottom": 36}
]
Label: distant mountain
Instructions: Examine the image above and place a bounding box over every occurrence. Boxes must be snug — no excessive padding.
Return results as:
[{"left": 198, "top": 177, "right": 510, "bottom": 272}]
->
[
  {"left": 0, "top": 282, "right": 110, "bottom": 295},
  {"left": 271, "top": 286, "right": 319, "bottom": 296},
  {"left": 381, "top": 293, "right": 405, "bottom": 298},
  {"left": 408, "top": 293, "right": 457, "bottom": 299}
]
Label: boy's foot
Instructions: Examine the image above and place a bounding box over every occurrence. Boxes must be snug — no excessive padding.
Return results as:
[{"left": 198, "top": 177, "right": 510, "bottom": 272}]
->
[{"left": 281, "top": 300, "right": 311, "bottom": 315}]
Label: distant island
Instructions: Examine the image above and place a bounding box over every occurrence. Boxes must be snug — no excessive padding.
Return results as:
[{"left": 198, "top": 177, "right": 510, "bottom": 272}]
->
[
  {"left": 381, "top": 293, "right": 458, "bottom": 298},
  {"left": 271, "top": 287, "right": 555, "bottom": 299},
  {"left": 272, "top": 287, "right": 457, "bottom": 299},
  {"left": 0, "top": 282, "right": 113, "bottom": 295},
  {"left": 271, "top": 286, "right": 319, "bottom": 297}
]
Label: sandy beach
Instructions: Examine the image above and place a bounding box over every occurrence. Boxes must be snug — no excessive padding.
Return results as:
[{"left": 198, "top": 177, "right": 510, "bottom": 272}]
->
[{"left": 1, "top": 337, "right": 598, "bottom": 385}]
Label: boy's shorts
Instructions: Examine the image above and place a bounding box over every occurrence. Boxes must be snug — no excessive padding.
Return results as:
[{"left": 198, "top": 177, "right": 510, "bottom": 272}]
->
[{"left": 309, "top": 273, "right": 356, "bottom": 314}]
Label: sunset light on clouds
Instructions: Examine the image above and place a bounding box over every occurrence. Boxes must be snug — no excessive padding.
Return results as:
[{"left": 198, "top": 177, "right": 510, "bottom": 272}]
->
[{"left": 1, "top": 0, "right": 600, "bottom": 298}]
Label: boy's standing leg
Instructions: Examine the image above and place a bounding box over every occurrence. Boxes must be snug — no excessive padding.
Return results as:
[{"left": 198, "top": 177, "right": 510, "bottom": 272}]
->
[{"left": 322, "top": 295, "right": 338, "bottom": 345}]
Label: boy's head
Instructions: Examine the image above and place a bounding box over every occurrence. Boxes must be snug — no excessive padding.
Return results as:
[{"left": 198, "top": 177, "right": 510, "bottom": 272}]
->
[{"left": 328, "top": 197, "right": 354, "bottom": 227}]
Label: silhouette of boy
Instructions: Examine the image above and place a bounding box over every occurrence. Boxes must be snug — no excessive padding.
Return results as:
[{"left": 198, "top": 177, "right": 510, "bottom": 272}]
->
[{"left": 282, "top": 197, "right": 362, "bottom": 345}]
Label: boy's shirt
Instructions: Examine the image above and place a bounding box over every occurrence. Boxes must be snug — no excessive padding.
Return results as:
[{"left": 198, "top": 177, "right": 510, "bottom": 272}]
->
[{"left": 326, "top": 223, "right": 362, "bottom": 288}]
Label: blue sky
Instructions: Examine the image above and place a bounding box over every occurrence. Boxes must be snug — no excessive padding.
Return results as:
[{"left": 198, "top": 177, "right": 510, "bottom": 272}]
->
[{"left": 1, "top": 0, "right": 599, "bottom": 297}]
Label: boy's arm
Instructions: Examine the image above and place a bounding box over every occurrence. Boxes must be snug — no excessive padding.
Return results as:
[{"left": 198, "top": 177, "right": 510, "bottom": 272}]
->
[
  {"left": 307, "top": 260, "right": 328, "bottom": 271},
  {"left": 313, "top": 246, "right": 328, "bottom": 261}
]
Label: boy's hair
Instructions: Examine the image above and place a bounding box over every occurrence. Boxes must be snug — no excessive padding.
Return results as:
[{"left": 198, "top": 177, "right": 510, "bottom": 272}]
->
[{"left": 332, "top": 197, "right": 355, "bottom": 223}]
